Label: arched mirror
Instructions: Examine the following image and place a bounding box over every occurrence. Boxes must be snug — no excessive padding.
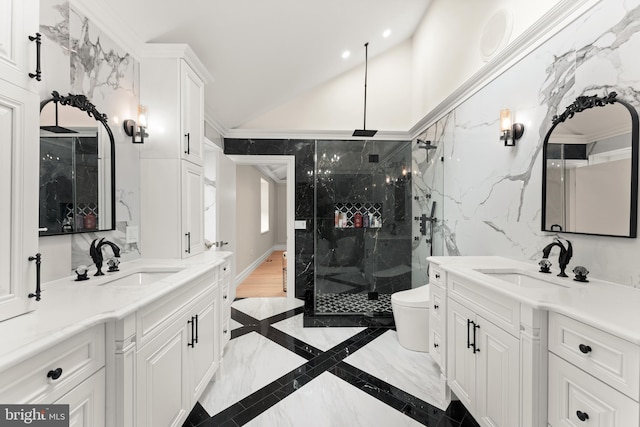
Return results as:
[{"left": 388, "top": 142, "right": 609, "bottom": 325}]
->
[
  {"left": 542, "top": 92, "right": 639, "bottom": 237},
  {"left": 39, "top": 91, "right": 116, "bottom": 236}
]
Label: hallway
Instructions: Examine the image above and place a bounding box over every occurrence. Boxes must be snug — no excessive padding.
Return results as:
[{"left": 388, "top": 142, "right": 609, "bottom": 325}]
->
[{"left": 236, "top": 251, "right": 287, "bottom": 298}]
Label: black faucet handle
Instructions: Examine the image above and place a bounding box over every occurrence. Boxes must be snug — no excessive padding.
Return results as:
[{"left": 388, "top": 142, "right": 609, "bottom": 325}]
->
[
  {"left": 539, "top": 259, "right": 552, "bottom": 273},
  {"left": 573, "top": 266, "right": 589, "bottom": 282}
]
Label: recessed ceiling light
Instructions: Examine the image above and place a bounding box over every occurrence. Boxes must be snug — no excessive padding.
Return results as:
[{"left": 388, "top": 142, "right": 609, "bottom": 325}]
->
[
  {"left": 383, "top": 29, "right": 391, "bottom": 38},
  {"left": 342, "top": 50, "right": 350, "bottom": 59}
]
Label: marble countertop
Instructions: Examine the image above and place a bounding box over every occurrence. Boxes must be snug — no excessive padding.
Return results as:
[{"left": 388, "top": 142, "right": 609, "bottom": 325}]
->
[
  {"left": 0, "top": 251, "right": 232, "bottom": 372},
  {"left": 428, "top": 256, "right": 640, "bottom": 344}
]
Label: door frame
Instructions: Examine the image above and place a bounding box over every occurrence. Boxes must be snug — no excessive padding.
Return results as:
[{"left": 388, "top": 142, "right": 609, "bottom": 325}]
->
[{"left": 227, "top": 155, "right": 295, "bottom": 298}]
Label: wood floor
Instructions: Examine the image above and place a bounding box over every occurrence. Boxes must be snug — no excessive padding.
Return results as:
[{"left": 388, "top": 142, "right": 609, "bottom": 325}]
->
[{"left": 236, "top": 250, "right": 287, "bottom": 298}]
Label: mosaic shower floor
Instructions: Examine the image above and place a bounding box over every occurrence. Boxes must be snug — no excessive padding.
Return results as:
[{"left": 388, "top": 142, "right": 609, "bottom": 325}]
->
[{"left": 314, "top": 292, "right": 392, "bottom": 314}]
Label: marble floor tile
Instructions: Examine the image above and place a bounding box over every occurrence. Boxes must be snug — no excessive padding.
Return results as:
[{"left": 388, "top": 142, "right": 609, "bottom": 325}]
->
[
  {"left": 230, "top": 318, "right": 243, "bottom": 330},
  {"left": 232, "top": 297, "right": 304, "bottom": 320},
  {"left": 199, "top": 331, "right": 307, "bottom": 416},
  {"left": 244, "top": 372, "right": 424, "bottom": 427},
  {"left": 343, "top": 330, "right": 449, "bottom": 410},
  {"left": 271, "top": 314, "right": 366, "bottom": 351}
]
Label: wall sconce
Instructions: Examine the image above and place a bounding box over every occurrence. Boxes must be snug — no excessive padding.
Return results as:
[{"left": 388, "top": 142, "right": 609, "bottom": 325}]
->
[
  {"left": 499, "top": 108, "right": 524, "bottom": 146},
  {"left": 123, "top": 105, "right": 149, "bottom": 144}
]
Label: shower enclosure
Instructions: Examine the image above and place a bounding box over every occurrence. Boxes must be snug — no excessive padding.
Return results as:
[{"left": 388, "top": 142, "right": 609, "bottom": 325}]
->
[{"left": 313, "top": 140, "right": 412, "bottom": 319}]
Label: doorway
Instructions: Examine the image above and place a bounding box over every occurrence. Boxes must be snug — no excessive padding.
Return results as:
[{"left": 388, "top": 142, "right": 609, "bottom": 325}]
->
[{"left": 227, "top": 155, "right": 295, "bottom": 298}]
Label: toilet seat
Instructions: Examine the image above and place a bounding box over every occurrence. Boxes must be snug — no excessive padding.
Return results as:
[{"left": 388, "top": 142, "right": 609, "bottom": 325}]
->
[{"left": 391, "top": 285, "right": 429, "bottom": 309}]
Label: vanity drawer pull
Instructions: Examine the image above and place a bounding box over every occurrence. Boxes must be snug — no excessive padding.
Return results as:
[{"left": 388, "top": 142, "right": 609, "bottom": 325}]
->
[
  {"left": 579, "top": 344, "right": 592, "bottom": 354},
  {"left": 576, "top": 410, "right": 589, "bottom": 422},
  {"left": 184, "top": 133, "right": 190, "bottom": 154},
  {"left": 433, "top": 343, "right": 439, "bottom": 348},
  {"left": 433, "top": 304, "right": 439, "bottom": 310},
  {"left": 47, "top": 368, "right": 63, "bottom": 381},
  {"left": 435, "top": 273, "right": 440, "bottom": 279}
]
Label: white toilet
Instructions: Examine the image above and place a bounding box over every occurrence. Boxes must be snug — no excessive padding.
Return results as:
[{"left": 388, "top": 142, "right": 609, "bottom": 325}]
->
[{"left": 391, "top": 285, "right": 430, "bottom": 352}]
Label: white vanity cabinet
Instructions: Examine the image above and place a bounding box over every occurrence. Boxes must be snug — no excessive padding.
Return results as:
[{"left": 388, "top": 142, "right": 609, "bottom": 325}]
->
[
  {"left": 548, "top": 312, "right": 640, "bottom": 426},
  {"left": 443, "top": 269, "right": 547, "bottom": 427},
  {"left": 219, "top": 259, "right": 233, "bottom": 354},
  {"left": 139, "top": 44, "right": 212, "bottom": 259},
  {"left": 428, "top": 264, "right": 448, "bottom": 401},
  {"left": 447, "top": 285, "right": 520, "bottom": 427},
  {"left": 0, "top": 324, "right": 106, "bottom": 425},
  {"left": 0, "top": 0, "right": 40, "bottom": 322},
  {"left": 128, "top": 268, "right": 220, "bottom": 427}
]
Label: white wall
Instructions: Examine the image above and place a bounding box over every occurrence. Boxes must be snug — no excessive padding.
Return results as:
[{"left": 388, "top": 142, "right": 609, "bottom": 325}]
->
[
  {"left": 235, "top": 166, "right": 278, "bottom": 276},
  {"left": 240, "top": 40, "right": 413, "bottom": 132},
  {"left": 411, "top": 0, "right": 562, "bottom": 124}
]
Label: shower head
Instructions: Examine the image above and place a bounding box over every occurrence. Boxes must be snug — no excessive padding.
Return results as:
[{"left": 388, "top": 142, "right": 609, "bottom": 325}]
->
[{"left": 417, "top": 139, "right": 437, "bottom": 150}]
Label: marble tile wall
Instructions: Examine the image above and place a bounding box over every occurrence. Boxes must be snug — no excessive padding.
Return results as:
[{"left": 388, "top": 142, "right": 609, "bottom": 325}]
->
[
  {"left": 412, "top": 0, "right": 640, "bottom": 287},
  {"left": 40, "top": 1, "right": 141, "bottom": 271}
]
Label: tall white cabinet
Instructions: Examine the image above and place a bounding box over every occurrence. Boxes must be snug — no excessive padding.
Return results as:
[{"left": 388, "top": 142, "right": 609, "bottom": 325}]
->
[
  {"left": 140, "top": 44, "right": 212, "bottom": 259},
  {"left": 0, "top": 0, "right": 39, "bottom": 322}
]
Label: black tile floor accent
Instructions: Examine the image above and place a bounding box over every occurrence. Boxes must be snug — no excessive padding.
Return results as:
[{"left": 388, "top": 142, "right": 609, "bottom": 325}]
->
[{"left": 183, "top": 299, "right": 480, "bottom": 427}]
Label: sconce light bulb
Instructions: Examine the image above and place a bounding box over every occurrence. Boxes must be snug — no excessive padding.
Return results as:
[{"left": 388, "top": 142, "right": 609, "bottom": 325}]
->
[{"left": 500, "top": 109, "right": 512, "bottom": 132}]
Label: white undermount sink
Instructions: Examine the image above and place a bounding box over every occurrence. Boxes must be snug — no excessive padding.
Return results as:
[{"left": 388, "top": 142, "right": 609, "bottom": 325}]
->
[
  {"left": 478, "top": 270, "right": 571, "bottom": 289},
  {"left": 97, "top": 268, "right": 184, "bottom": 286}
]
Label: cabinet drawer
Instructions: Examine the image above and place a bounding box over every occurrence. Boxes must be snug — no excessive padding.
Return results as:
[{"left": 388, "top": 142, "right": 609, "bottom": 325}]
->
[
  {"left": 549, "top": 312, "right": 640, "bottom": 400},
  {"left": 448, "top": 273, "right": 520, "bottom": 337},
  {"left": 137, "top": 269, "right": 216, "bottom": 348},
  {"left": 220, "top": 260, "right": 230, "bottom": 277},
  {"left": 0, "top": 325, "right": 105, "bottom": 404},
  {"left": 430, "top": 327, "right": 443, "bottom": 366},
  {"left": 431, "top": 285, "right": 445, "bottom": 324},
  {"left": 221, "top": 277, "right": 231, "bottom": 307},
  {"left": 549, "top": 353, "right": 638, "bottom": 427},
  {"left": 429, "top": 264, "right": 445, "bottom": 287}
]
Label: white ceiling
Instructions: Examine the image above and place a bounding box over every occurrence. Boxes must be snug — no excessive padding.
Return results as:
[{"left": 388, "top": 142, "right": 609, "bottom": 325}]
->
[{"left": 103, "top": 0, "right": 431, "bottom": 131}]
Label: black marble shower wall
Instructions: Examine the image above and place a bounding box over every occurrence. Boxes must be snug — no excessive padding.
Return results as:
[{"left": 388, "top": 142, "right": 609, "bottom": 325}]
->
[{"left": 224, "top": 138, "right": 412, "bottom": 320}]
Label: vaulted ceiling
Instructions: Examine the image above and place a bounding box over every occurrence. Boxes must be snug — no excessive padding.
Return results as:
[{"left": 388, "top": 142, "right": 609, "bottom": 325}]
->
[{"left": 103, "top": 0, "right": 431, "bottom": 131}]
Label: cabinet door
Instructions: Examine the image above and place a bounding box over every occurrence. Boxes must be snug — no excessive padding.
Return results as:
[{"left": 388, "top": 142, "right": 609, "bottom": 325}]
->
[
  {"left": 180, "top": 60, "right": 204, "bottom": 166},
  {"left": 136, "top": 320, "right": 189, "bottom": 427},
  {"left": 447, "top": 298, "right": 476, "bottom": 410},
  {"left": 0, "top": 0, "right": 39, "bottom": 91},
  {"left": 475, "top": 316, "right": 520, "bottom": 427},
  {"left": 55, "top": 368, "right": 106, "bottom": 427},
  {"left": 548, "top": 353, "right": 638, "bottom": 427},
  {"left": 181, "top": 161, "right": 204, "bottom": 257},
  {"left": 188, "top": 294, "right": 219, "bottom": 404},
  {"left": 429, "top": 285, "right": 445, "bottom": 367},
  {"left": 0, "top": 80, "right": 38, "bottom": 322}
]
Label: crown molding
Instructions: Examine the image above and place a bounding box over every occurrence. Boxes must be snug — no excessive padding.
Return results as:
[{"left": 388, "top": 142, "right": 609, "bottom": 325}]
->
[
  {"left": 142, "top": 44, "right": 214, "bottom": 84},
  {"left": 408, "top": 0, "right": 602, "bottom": 139},
  {"left": 222, "top": 127, "right": 411, "bottom": 141},
  {"left": 69, "top": 0, "right": 144, "bottom": 61}
]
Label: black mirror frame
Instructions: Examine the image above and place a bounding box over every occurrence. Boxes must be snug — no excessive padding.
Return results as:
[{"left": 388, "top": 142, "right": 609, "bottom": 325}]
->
[
  {"left": 39, "top": 91, "right": 116, "bottom": 235},
  {"left": 541, "top": 92, "right": 639, "bottom": 238}
]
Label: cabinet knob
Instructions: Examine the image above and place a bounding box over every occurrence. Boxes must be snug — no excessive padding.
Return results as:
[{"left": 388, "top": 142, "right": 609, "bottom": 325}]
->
[
  {"left": 223, "top": 329, "right": 228, "bottom": 334},
  {"left": 433, "top": 343, "right": 439, "bottom": 348},
  {"left": 223, "top": 295, "right": 228, "bottom": 300},
  {"left": 579, "top": 344, "right": 592, "bottom": 354},
  {"left": 47, "top": 368, "right": 63, "bottom": 380},
  {"left": 434, "top": 304, "right": 439, "bottom": 310},
  {"left": 576, "top": 410, "right": 589, "bottom": 422},
  {"left": 435, "top": 273, "right": 440, "bottom": 279}
]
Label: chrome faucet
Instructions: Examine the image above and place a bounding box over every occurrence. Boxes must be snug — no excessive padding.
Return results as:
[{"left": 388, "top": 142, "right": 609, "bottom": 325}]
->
[
  {"left": 541, "top": 238, "right": 572, "bottom": 277},
  {"left": 90, "top": 238, "right": 121, "bottom": 276}
]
